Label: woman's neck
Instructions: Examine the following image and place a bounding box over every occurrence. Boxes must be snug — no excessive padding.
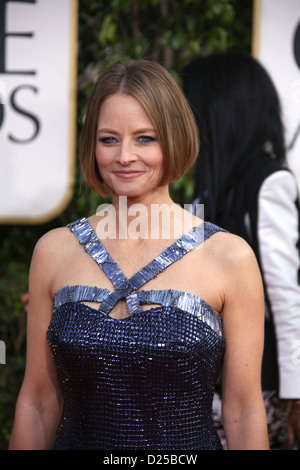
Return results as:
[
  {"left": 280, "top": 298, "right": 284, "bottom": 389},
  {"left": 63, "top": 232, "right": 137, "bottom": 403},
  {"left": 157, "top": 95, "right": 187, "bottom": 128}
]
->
[{"left": 95, "top": 186, "right": 195, "bottom": 242}]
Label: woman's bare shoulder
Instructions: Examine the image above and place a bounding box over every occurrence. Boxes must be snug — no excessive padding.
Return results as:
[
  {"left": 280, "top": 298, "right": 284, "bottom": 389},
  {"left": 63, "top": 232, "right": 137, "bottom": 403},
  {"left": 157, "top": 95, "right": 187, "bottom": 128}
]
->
[
  {"left": 35, "top": 226, "right": 72, "bottom": 250},
  {"left": 204, "top": 230, "right": 264, "bottom": 315},
  {"left": 31, "top": 226, "right": 77, "bottom": 267},
  {"left": 204, "top": 229, "right": 259, "bottom": 274}
]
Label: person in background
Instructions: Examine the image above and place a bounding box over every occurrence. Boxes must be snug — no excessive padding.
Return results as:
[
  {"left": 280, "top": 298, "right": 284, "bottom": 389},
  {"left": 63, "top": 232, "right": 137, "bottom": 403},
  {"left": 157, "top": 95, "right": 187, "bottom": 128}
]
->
[
  {"left": 182, "top": 52, "right": 300, "bottom": 449},
  {"left": 9, "top": 59, "right": 268, "bottom": 450}
]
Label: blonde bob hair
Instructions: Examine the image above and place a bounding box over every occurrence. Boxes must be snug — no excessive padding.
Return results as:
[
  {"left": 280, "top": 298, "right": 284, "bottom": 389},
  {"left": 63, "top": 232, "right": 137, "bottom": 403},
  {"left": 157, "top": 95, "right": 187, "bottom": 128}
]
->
[{"left": 80, "top": 59, "right": 199, "bottom": 197}]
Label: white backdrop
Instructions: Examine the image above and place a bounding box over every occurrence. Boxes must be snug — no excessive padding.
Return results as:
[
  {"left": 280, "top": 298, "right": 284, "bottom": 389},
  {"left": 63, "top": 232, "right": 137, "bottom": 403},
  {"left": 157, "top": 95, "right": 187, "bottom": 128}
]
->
[
  {"left": 253, "top": 0, "right": 300, "bottom": 187},
  {"left": 0, "top": 0, "right": 77, "bottom": 224}
]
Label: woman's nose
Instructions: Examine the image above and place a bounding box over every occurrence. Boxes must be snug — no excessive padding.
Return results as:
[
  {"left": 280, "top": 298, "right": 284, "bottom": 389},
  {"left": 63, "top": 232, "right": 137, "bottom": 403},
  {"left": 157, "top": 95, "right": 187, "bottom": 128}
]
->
[{"left": 117, "top": 141, "right": 137, "bottom": 165}]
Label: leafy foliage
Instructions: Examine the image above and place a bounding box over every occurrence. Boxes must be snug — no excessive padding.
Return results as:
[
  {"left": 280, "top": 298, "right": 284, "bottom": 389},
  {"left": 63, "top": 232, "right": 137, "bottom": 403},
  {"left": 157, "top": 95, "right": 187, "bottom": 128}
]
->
[{"left": 0, "top": 0, "right": 253, "bottom": 449}]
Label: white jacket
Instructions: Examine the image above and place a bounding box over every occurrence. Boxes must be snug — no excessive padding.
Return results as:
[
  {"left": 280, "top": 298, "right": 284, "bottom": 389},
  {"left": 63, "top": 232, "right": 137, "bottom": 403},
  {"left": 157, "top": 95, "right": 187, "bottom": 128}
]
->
[{"left": 258, "top": 170, "right": 300, "bottom": 398}]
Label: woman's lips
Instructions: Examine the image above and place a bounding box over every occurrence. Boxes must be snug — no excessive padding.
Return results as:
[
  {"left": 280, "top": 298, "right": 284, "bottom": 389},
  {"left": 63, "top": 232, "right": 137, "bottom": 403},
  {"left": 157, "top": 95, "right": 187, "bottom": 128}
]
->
[{"left": 113, "top": 170, "right": 144, "bottom": 179}]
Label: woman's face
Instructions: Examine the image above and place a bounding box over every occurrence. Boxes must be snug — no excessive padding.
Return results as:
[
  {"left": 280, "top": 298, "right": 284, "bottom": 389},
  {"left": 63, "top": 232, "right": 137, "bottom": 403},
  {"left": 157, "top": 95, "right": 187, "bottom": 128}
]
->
[{"left": 95, "top": 93, "right": 165, "bottom": 201}]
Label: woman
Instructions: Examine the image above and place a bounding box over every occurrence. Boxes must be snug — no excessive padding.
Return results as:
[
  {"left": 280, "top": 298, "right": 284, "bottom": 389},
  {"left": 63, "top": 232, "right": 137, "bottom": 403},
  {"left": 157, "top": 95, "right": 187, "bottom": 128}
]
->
[
  {"left": 9, "top": 59, "right": 268, "bottom": 450},
  {"left": 182, "top": 52, "right": 300, "bottom": 449}
]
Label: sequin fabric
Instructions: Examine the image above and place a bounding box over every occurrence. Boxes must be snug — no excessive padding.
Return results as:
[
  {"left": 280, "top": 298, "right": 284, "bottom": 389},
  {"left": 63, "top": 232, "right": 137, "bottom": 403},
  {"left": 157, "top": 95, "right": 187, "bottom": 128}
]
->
[{"left": 47, "top": 217, "right": 226, "bottom": 450}]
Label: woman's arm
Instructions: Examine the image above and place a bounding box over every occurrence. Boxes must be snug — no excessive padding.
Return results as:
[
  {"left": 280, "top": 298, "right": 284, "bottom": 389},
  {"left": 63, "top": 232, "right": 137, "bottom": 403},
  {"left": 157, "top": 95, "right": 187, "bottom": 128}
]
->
[
  {"left": 9, "top": 233, "right": 63, "bottom": 450},
  {"left": 219, "top": 234, "right": 269, "bottom": 450}
]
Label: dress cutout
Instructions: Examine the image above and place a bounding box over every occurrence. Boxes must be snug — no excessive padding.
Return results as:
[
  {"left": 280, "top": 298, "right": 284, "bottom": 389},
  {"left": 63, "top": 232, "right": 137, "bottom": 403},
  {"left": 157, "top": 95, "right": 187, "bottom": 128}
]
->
[{"left": 47, "top": 217, "right": 226, "bottom": 450}]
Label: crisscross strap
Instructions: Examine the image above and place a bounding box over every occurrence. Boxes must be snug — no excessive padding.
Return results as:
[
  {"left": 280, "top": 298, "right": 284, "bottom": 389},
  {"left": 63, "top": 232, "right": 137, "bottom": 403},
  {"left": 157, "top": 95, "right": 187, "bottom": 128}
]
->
[
  {"left": 54, "top": 285, "right": 223, "bottom": 336},
  {"left": 68, "top": 217, "right": 225, "bottom": 315}
]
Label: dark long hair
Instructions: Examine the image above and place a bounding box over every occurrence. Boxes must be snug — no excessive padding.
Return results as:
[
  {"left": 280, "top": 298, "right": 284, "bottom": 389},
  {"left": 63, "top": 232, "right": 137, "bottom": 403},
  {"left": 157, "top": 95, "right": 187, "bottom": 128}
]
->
[{"left": 182, "top": 52, "right": 286, "bottom": 224}]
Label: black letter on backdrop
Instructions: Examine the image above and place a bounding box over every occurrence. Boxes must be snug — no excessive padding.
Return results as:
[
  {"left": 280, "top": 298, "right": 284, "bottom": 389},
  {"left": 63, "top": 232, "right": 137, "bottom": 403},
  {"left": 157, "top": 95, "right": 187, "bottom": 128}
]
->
[
  {"left": 288, "top": 21, "right": 300, "bottom": 151},
  {"left": 0, "top": 101, "right": 3, "bottom": 130},
  {"left": 0, "top": 0, "right": 36, "bottom": 75},
  {"left": 9, "top": 85, "right": 40, "bottom": 143},
  {"left": 294, "top": 21, "right": 300, "bottom": 70}
]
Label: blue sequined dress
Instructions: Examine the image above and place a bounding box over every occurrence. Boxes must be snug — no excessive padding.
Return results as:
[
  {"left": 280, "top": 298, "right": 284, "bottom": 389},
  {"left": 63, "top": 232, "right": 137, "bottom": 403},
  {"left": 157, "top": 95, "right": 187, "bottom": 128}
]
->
[{"left": 47, "top": 217, "right": 226, "bottom": 450}]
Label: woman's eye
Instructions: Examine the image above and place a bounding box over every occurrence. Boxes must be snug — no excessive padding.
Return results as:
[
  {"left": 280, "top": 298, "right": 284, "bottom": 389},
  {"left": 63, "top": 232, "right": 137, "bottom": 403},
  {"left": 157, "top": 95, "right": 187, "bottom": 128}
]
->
[
  {"left": 137, "top": 136, "right": 156, "bottom": 143},
  {"left": 99, "top": 137, "right": 117, "bottom": 144}
]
